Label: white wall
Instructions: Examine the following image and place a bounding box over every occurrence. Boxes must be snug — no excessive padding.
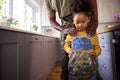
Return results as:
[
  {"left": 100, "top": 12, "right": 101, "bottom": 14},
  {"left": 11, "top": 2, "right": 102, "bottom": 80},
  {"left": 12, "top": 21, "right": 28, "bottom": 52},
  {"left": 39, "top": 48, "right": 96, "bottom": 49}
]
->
[{"left": 35, "top": 0, "right": 61, "bottom": 38}]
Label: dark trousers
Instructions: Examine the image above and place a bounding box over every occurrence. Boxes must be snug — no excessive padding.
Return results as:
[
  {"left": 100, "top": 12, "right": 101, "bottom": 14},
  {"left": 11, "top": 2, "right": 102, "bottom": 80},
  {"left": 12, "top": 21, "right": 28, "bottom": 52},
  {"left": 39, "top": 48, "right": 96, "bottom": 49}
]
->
[
  {"left": 60, "top": 33, "right": 69, "bottom": 80},
  {"left": 96, "top": 70, "right": 103, "bottom": 80},
  {"left": 60, "top": 54, "right": 69, "bottom": 80}
]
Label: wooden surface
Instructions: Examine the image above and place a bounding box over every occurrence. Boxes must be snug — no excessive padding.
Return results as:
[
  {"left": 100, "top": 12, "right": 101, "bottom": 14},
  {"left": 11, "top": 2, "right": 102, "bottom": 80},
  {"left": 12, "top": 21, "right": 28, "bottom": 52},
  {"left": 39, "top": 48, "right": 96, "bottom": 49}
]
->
[
  {"left": 97, "top": 24, "right": 120, "bottom": 34},
  {"left": 47, "top": 66, "right": 62, "bottom": 80}
]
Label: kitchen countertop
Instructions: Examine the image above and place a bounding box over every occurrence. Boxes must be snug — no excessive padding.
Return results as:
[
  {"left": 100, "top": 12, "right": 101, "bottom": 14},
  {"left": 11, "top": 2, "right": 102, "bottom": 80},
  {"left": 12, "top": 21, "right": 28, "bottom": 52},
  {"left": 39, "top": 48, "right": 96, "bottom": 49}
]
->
[
  {"left": 0, "top": 25, "right": 59, "bottom": 38},
  {"left": 97, "top": 24, "right": 120, "bottom": 34},
  {"left": 1, "top": 24, "right": 120, "bottom": 36}
]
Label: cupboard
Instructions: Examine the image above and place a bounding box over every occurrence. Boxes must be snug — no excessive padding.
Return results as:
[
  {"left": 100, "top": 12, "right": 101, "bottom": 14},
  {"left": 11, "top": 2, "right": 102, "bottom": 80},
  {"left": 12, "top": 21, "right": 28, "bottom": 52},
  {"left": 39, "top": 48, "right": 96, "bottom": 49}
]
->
[
  {"left": 98, "top": 32, "right": 115, "bottom": 80},
  {"left": 0, "top": 29, "right": 59, "bottom": 80}
]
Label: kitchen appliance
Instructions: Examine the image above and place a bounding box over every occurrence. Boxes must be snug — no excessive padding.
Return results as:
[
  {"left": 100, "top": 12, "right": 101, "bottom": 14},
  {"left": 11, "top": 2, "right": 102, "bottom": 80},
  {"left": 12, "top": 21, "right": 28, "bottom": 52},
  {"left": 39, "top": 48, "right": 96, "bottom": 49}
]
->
[
  {"left": 98, "top": 28, "right": 120, "bottom": 80},
  {"left": 113, "top": 30, "right": 120, "bottom": 80}
]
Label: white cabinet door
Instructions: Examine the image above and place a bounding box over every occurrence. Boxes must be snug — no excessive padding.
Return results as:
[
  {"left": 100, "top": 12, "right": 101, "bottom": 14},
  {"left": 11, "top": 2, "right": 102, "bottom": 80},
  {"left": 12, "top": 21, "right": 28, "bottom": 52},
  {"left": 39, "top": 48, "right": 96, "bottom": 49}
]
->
[
  {"left": 97, "top": 0, "right": 120, "bottom": 23},
  {"left": 98, "top": 32, "right": 114, "bottom": 80},
  {"left": 0, "top": 30, "right": 25, "bottom": 80}
]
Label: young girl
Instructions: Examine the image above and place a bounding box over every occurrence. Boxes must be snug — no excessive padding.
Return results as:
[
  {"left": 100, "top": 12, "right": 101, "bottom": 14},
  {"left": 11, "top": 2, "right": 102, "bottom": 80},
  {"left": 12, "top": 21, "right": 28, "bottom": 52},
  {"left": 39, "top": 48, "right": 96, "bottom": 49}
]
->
[{"left": 64, "top": 0, "right": 101, "bottom": 80}]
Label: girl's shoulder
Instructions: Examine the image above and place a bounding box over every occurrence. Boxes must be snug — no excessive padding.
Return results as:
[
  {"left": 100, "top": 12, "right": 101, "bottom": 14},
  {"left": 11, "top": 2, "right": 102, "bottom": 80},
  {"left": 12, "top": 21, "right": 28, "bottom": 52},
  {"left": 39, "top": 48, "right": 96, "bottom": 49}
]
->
[
  {"left": 90, "top": 33, "right": 98, "bottom": 40},
  {"left": 66, "top": 34, "right": 74, "bottom": 40}
]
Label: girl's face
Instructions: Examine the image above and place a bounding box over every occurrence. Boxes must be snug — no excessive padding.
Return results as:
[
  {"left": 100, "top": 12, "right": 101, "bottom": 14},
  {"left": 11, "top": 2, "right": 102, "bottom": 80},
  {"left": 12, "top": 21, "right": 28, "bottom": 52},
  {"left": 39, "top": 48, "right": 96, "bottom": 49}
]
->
[{"left": 73, "top": 12, "right": 90, "bottom": 31}]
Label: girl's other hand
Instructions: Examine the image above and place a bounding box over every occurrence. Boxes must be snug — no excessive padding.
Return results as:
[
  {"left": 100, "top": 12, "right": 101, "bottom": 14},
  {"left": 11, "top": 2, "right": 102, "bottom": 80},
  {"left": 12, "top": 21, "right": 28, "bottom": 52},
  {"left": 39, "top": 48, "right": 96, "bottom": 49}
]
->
[
  {"left": 68, "top": 49, "right": 76, "bottom": 58},
  {"left": 88, "top": 49, "right": 96, "bottom": 56}
]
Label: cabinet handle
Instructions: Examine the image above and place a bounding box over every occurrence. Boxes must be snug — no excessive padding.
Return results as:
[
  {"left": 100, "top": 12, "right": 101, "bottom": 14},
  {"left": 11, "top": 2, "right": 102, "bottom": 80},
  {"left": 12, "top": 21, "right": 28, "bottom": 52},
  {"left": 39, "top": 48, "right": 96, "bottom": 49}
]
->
[
  {"left": 101, "top": 44, "right": 105, "bottom": 48},
  {"left": 103, "top": 64, "right": 107, "bottom": 68},
  {"left": 101, "top": 36, "right": 104, "bottom": 39},
  {"left": 102, "top": 46, "right": 105, "bottom": 48},
  {"left": 35, "top": 37, "right": 38, "bottom": 40}
]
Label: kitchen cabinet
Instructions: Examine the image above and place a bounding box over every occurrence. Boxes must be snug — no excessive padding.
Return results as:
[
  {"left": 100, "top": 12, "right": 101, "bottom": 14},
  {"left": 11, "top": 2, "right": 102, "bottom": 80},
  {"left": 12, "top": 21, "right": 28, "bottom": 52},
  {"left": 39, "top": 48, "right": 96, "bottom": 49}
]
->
[
  {"left": 0, "top": 30, "right": 25, "bottom": 80},
  {"left": 43, "top": 37, "right": 57, "bottom": 80},
  {"left": 0, "top": 29, "right": 59, "bottom": 80},
  {"left": 25, "top": 35, "right": 58, "bottom": 80},
  {"left": 97, "top": 0, "right": 120, "bottom": 23},
  {"left": 98, "top": 32, "right": 114, "bottom": 80},
  {"left": 112, "top": 30, "right": 120, "bottom": 80},
  {"left": 24, "top": 34, "right": 44, "bottom": 80}
]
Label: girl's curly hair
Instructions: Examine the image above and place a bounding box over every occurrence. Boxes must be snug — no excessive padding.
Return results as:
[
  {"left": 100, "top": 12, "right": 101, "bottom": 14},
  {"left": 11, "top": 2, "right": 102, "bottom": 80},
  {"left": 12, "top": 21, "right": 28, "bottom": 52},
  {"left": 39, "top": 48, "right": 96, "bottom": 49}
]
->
[{"left": 71, "top": 0, "right": 92, "bottom": 17}]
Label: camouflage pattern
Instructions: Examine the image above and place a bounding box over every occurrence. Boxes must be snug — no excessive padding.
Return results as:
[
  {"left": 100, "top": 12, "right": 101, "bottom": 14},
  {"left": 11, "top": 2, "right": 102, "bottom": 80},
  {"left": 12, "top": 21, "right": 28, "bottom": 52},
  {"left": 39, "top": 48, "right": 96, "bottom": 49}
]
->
[
  {"left": 68, "top": 49, "right": 98, "bottom": 80},
  {"left": 60, "top": 33, "right": 69, "bottom": 80},
  {"left": 60, "top": 19, "right": 75, "bottom": 80}
]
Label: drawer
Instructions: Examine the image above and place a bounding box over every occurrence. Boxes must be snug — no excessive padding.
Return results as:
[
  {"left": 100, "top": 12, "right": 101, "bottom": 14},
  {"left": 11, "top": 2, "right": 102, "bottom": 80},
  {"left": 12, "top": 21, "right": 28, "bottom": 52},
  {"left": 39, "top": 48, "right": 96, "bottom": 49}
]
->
[
  {"left": 0, "top": 30, "right": 18, "bottom": 43},
  {"left": 30, "top": 35, "right": 43, "bottom": 42},
  {"left": 50, "top": 38, "right": 57, "bottom": 41},
  {"left": 100, "top": 43, "right": 113, "bottom": 58},
  {"left": 98, "top": 32, "right": 113, "bottom": 43},
  {"left": 44, "top": 37, "right": 57, "bottom": 42},
  {"left": 100, "top": 43, "right": 112, "bottom": 53}
]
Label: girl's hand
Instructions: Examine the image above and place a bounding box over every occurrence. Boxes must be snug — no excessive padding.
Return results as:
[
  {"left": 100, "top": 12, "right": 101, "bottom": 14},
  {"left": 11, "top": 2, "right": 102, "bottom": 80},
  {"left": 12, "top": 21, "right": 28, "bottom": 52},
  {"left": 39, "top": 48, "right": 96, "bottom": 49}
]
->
[
  {"left": 68, "top": 50, "right": 76, "bottom": 58},
  {"left": 88, "top": 49, "right": 96, "bottom": 56}
]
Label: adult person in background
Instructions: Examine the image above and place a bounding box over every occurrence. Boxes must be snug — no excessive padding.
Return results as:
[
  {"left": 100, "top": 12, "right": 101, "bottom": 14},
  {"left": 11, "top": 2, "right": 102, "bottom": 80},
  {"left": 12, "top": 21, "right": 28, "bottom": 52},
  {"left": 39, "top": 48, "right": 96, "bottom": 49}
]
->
[{"left": 45, "top": 0, "right": 100, "bottom": 80}]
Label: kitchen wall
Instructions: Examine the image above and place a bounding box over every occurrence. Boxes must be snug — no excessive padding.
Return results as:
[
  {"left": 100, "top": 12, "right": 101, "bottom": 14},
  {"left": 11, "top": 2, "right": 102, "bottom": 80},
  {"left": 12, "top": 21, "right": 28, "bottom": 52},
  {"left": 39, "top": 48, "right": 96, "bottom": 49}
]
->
[
  {"left": 35, "top": 0, "right": 61, "bottom": 38},
  {"left": 97, "top": 0, "right": 120, "bottom": 30}
]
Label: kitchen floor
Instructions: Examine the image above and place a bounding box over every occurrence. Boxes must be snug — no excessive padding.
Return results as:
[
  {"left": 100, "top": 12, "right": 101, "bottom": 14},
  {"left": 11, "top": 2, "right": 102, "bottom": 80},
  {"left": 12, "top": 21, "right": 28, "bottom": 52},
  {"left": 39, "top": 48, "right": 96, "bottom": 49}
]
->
[{"left": 47, "top": 66, "right": 62, "bottom": 80}]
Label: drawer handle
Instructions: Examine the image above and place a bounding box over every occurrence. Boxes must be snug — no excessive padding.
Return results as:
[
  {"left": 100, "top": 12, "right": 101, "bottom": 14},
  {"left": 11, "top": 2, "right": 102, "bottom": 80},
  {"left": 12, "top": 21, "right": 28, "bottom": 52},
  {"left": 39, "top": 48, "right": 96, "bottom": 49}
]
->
[
  {"left": 101, "top": 36, "right": 104, "bottom": 39},
  {"left": 101, "top": 44, "right": 105, "bottom": 48},
  {"left": 102, "top": 46, "right": 105, "bottom": 48},
  {"left": 103, "top": 64, "right": 107, "bottom": 68},
  {"left": 35, "top": 38, "right": 38, "bottom": 40}
]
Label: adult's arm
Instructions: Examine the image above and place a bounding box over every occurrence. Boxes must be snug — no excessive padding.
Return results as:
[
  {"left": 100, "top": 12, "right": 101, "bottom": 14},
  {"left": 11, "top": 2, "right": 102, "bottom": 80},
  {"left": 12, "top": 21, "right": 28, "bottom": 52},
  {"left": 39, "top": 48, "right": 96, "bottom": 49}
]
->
[
  {"left": 86, "top": 0, "right": 98, "bottom": 36},
  {"left": 48, "top": 12, "right": 77, "bottom": 36},
  {"left": 45, "top": 0, "right": 63, "bottom": 31},
  {"left": 45, "top": 0, "right": 77, "bottom": 36},
  {"left": 48, "top": 12, "right": 64, "bottom": 31}
]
